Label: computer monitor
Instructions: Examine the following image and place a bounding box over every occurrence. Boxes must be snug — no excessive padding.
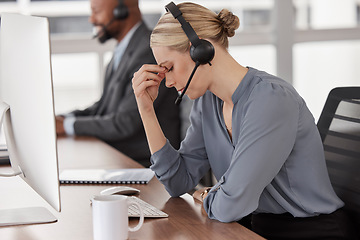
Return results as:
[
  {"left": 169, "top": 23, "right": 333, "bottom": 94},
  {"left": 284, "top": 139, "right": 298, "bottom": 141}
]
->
[{"left": 0, "top": 13, "right": 61, "bottom": 226}]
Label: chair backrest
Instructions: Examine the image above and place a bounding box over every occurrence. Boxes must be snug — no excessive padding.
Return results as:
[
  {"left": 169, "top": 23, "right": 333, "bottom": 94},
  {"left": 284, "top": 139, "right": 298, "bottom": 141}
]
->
[{"left": 317, "top": 87, "right": 360, "bottom": 236}]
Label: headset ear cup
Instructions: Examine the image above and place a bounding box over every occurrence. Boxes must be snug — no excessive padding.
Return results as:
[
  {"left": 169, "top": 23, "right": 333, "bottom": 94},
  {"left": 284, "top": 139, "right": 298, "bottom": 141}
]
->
[
  {"left": 113, "top": 1, "right": 129, "bottom": 20},
  {"left": 190, "top": 39, "right": 215, "bottom": 65}
]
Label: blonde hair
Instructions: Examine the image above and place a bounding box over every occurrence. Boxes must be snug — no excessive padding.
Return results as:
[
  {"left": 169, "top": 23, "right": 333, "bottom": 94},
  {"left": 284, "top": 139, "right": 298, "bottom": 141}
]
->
[{"left": 150, "top": 2, "right": 240, "bottom": 52}]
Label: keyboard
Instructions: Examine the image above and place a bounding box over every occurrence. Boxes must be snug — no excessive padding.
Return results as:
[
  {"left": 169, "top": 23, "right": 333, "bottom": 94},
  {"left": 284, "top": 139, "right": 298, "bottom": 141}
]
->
[{"left": 128, "top": 196, "right": 168, "bottom": 218}]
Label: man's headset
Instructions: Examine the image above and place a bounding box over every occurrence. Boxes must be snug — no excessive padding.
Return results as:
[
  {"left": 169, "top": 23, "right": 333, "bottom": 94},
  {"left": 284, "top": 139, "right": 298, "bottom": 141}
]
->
[
  {"left": 93, "top": 0, "right": 129, "bottom": 43},
  {"left": 165, "top": 2, "right": 215, "bottom": 105},
  {"left": 113, "top": 0, "right": 129, "bottom": 20}
]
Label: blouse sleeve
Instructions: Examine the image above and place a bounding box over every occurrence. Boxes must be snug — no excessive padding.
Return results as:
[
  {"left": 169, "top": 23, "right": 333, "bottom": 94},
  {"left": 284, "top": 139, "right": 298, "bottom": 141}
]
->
[
  {"left": 150, "top": 98, "right": 211, "bottom": 197},
  {"left": 203, "top": 82, "right": 300, "bottom": 222}
]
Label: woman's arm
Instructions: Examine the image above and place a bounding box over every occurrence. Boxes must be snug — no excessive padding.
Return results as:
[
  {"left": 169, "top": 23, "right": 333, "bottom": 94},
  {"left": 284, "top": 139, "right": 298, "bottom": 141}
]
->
[
  {"left": 132, "top": 64, "right": 168, "bottom": 154},
  {"left": 150, "top": 98, "right": 211, "bottom": 197},
  {"left": 133, "top": 67, "right": 211, "bottom": 196}
]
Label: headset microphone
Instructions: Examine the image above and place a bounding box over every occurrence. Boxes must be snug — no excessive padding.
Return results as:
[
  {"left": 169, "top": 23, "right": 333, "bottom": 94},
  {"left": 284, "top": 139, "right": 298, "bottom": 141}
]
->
[
  {"left": 175, "top": 61, "right": 200, "bottom": 105},
  {"left": 92, "top": 18, "right": 116, "bottom": 43},
  {"left": 165, "top": 2, "right": 215, "bottom": 105}
]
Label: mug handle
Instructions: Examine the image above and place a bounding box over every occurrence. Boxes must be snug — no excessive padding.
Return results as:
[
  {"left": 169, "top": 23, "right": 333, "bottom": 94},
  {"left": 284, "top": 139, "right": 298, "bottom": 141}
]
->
[{"left": 127, "top": 200, "right": 144, "bottom": 232}]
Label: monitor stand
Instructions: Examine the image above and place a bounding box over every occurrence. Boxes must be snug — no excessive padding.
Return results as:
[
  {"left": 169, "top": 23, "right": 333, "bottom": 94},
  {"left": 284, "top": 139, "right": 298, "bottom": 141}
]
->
[
  {"left": 0, "top": 102, "right": 58, "bottom": 226},
  {"left": 0, "top": 207, "right": 57, "bottom": 227}
]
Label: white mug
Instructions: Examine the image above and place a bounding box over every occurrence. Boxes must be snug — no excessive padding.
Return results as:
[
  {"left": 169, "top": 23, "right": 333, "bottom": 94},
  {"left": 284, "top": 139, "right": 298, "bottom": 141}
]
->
[{"left": 92, "top": 195, "right": 144, "bottom": 240}]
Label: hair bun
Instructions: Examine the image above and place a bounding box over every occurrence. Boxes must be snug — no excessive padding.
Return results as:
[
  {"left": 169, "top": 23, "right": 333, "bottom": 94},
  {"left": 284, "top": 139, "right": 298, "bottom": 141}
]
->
[{"left": 218, "top": 9, "right": 240, "bottom": 37}]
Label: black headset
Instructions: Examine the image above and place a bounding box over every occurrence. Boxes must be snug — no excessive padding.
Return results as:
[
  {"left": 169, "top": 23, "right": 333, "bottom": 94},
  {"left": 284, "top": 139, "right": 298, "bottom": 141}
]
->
[
  {"left": 113, "top": 0, "right": 129, "bottom": 20},
  {"left": 165, "top": 2, "right": 214, "bottom": 65},
  {"left": 165, "top": 2, "right": 215, "bottom": 105}
]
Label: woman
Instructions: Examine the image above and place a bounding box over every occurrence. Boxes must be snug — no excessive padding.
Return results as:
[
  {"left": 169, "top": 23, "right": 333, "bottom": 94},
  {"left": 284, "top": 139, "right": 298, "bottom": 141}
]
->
[{"left": 132, "top": 2, "right": 356, "bottom": 239}]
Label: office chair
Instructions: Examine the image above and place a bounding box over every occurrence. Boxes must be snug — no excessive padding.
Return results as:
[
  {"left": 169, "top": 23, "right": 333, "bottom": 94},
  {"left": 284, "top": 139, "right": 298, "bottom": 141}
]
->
[{"left": 317, "top": 87, "right": 360, "bottom": 238}]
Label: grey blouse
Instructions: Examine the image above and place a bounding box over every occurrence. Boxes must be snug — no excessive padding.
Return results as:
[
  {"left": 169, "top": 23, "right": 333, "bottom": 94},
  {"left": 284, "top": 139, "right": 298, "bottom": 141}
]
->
[{"left": 150, "top": 67, "right": 343, "bottom": 223}]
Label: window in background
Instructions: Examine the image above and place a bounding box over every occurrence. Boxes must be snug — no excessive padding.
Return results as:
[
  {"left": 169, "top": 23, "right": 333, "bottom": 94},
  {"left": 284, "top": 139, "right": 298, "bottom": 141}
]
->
[
  {"left": 292, "top": 0, "right": 360, "bottom": 121},
  {"left": 0, "top": 0, "right": 276, "bottom": 114},
  {"left": 294, "top": 40, "right": 360, "bottom": 121},
  {"left": 45, "top": 13, "right": 160, "bottom": 35},
  {"left": 48, "top": 16, "right": 92, "bottom": 34},
  {"left": 242, "top": 9, "right": 271, "bottom": 31},
  {"left": 51, "top": 52, "right": 101, "bottom": 114},
  {"left": 229, "top": 45, "right": 276, "bottom": 77},
  {"left": 308, "top": 0, "right": 358, "bottom": 29},
  {"left": 228, "top": 0, "right": 273, "bottom": 33},
  {"left": 224, "top": 1, "right": 275, "bottom": 79},
  {"left": 294, "top": 0, "right": 360, "bottom": 29},
  {"left": 48, "top": 12, "right": 161, "bottom": 114}
]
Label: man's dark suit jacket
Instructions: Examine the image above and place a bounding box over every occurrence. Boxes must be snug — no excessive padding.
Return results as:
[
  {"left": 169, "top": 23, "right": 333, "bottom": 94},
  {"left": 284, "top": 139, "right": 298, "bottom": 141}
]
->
[{"left": 69, "top": 21, "right": 181, "bottom": 167}]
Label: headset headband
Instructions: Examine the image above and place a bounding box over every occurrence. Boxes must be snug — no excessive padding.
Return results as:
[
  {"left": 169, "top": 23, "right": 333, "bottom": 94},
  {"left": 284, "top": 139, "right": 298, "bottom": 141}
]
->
[{"left": 165, "top": 2, "right": 201, "bottom": 47}]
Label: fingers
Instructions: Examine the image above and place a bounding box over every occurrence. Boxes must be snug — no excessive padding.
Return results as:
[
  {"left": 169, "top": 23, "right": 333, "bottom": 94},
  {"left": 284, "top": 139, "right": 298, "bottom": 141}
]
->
[
  {"left": 132, "top": 64, "right": 167, "bottom": 96},
  {"left": 133, "top": 79, "right": 159, "bottom": 98},
  {"left": 133, "top": 64, "right": 167, "bottom": 85}
]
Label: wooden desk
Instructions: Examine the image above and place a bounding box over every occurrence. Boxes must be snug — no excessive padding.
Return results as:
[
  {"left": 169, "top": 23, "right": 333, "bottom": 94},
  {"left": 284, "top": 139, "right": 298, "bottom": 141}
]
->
[{"left": 0, "top": 136, "right": 264, "bottom": 240}]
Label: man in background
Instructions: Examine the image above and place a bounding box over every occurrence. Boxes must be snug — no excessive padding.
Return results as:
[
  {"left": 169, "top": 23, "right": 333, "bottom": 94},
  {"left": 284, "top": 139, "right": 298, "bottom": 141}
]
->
[{"left": 56, "top": 0, "right": 180, "bottom": 167}]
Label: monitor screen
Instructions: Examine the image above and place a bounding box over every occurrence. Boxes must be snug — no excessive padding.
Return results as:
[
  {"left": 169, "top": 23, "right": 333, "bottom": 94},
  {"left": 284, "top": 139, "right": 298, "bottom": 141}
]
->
[{"left": 0, "top": 13, "right": 61, "bottom": 225}]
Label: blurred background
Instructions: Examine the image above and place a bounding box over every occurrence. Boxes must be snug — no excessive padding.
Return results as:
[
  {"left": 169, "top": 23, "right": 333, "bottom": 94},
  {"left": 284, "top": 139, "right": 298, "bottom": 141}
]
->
[{"left": 0, "top": 0, "right": 359, "bottom": 121}]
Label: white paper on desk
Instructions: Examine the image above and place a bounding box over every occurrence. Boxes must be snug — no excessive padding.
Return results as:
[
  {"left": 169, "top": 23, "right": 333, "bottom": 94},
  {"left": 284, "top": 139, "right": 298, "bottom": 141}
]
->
[{"left": 59, "top": 168, "right": 155, "bottom": 184}]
